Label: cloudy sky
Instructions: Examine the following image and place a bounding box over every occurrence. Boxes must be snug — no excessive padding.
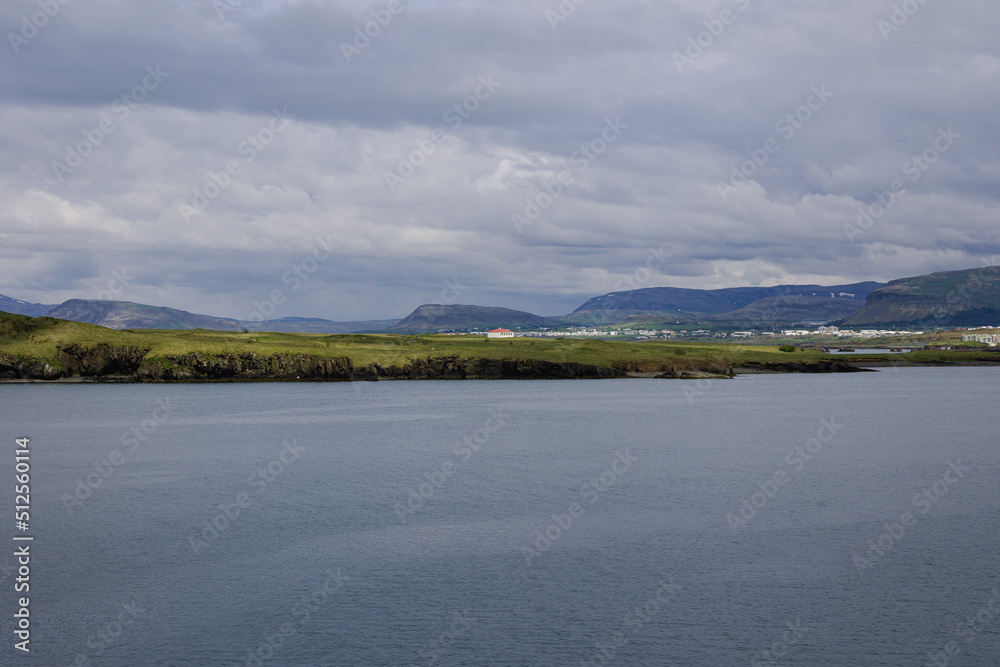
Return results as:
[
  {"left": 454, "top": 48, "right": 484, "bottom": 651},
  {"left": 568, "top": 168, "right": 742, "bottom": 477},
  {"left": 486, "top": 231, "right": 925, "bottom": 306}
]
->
[{"left": 1, "top": 0, "right": 998, "bottom": 321}]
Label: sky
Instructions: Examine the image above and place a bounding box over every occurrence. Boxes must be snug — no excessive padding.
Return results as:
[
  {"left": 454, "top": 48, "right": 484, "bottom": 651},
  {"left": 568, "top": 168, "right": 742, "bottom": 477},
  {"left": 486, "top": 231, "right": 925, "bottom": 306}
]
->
[{"left": 1, "top": 0, "right": 998, "bottom": 321}]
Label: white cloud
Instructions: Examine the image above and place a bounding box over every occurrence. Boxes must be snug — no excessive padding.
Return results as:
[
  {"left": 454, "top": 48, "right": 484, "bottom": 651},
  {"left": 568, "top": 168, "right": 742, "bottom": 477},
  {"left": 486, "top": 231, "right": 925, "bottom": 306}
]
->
[{"left": 0, "top": 0, "right": 997, "bottom": 319}]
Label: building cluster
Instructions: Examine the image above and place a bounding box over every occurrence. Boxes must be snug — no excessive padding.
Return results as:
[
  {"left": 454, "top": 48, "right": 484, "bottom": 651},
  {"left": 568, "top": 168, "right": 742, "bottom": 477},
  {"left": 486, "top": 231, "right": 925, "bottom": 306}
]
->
[
  {"left": 779, "top": 327, "right": 924, "bottom": 338},
  {"left": 961, "top": 332, "right": 1000, "bottom": 345},
  {"left": 536, "top": 329, "right": 619, "bottom": 337},
  {"left": 477, "top": 325, "right": 1000, "bottom": 340}
]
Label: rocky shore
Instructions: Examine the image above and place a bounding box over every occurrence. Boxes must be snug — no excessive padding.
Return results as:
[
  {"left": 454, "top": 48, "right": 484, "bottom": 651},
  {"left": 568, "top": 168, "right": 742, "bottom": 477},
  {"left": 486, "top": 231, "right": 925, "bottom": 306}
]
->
[{"left": 0, "top": 343, "right": 886, "bottom": 382}]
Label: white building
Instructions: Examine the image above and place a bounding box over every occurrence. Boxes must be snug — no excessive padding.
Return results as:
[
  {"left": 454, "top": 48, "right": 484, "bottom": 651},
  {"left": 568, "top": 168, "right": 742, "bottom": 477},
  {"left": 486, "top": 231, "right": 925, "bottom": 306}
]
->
[
  {"left": 962, "top": 332, "right": 1000, "bottom": 346},
  {"left": 487, "top": 328, "right": 515, "bottom": 339}
]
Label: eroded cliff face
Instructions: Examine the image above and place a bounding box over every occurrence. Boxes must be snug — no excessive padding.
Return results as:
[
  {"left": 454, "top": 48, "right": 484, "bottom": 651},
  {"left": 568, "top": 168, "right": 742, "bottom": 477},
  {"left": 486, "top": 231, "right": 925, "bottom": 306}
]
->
[
  {"left": 137, "top": 352, "right": 359, "bottom": 381},
  {"left": 4, "top": 346, "right": 630, "bottom": 381},
  {"left": 735, "top": 360, "right": 868, "bottom": 374},
  {"left": 137, "top": 355, "right": 623, "bottom": 381},
  {"left": 0, "top": 345, "right": 861, "bottom": 382},
  {"left": 611, "top": 358, "right": 735, "bottom": 378},
  {"left": 0, "top": 355, "right": 64, "bottom": 380},
  {"left": 58, "top": 344, "right": 150, "bottom": 376}
]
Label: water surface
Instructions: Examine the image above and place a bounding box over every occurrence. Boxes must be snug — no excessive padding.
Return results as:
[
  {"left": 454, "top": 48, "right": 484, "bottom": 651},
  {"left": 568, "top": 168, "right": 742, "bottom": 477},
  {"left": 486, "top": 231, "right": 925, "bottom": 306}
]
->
[{"left": 1, "top": 369, "right": 998, "bottom": 665}]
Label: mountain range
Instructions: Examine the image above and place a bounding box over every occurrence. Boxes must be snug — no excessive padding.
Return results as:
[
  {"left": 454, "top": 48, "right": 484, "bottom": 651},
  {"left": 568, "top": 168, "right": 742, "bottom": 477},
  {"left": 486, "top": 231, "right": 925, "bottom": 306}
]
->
[
  {"left": 2, "top": 266, "right": 998, "bottom": 332},
  {"left": 43, "top": 300, "right": 397, "bottom": 334},
  {"left": 565, "top": 282, "right": 883, "bottom": 324},
  {"left": 0, "top": 294, "right": 58, "bottom": 318}
]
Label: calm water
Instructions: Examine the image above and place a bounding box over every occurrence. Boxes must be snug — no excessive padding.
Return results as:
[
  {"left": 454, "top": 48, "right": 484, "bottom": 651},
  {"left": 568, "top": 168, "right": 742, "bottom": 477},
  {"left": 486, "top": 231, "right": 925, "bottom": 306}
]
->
[{"left": 1, "top": 369, "right": 999, "bottom": 665}]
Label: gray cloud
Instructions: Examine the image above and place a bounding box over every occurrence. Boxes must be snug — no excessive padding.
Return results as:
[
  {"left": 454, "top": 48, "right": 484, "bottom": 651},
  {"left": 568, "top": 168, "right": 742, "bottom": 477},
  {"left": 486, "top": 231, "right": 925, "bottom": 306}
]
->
[{"left": 0, "top": 0, "right": 998, "bottom": 320}]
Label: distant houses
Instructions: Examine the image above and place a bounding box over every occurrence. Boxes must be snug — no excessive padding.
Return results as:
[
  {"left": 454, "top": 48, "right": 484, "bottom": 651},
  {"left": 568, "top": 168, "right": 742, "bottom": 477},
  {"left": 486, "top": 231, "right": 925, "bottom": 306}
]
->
[
  {"left": 487, "top": 328, "right": 515, "bottom": 339},
  {"left": 961, "top": 331, "right": 1000, "bottom": 346}
]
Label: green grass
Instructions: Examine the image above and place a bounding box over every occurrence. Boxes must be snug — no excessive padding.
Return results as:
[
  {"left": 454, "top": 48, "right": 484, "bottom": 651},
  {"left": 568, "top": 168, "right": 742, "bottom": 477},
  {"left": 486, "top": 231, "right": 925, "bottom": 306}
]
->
[
  {"left": 0, "top": 312, "right": 831, "bottom": 369},
  {"left": 1, "top": 312, "right": 996, "bottom": 372}
]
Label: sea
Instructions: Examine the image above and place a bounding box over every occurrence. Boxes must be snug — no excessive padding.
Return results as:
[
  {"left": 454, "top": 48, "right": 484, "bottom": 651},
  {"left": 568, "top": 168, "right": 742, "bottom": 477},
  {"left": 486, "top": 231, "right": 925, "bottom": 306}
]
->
[{"left": 1, "top": 367, "right": 999, "bottom": 665}]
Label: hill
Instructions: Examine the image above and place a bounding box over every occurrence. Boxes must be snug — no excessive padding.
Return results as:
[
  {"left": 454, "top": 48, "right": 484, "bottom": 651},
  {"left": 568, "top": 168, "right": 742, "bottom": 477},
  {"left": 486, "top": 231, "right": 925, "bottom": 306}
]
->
[
  {"left": 0, "top": 312, "right": 888, "bottom": 382},
  {"left": 45, "top": 299, "right": 243, "bottom": 331},
  {"left": 390, "top": 304, "right": 559, "bottom": 333},
  {"left": 567, "top": 282, "right": 883, "bottom": 324},
  {"left": 38, "top": 300, "right": 398, "bottom": 333},
  {"left": 704, "top": 295, "right": 864, "bottom": 323},
  {"left": 0, "top": 294, "right": 57, "bottom": 317},
  {"left": 840, "top": 266, "right": 1000, "bottom": 327}
]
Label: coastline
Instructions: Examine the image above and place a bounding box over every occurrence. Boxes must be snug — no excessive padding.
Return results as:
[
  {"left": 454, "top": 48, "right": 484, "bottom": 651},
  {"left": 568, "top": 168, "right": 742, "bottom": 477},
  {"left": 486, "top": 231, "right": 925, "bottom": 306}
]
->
[
  {"left": 3, "top": 357, "right": 996, "bottom": 384},
  {"left": 2, "top": 321, "right": 999, "bottom": 384}
]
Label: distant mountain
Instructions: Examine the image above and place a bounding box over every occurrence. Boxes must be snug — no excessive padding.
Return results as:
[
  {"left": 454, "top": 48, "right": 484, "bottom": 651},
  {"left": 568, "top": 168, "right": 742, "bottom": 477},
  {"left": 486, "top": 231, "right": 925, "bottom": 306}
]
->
[
  {"left": 0, "top": 294, "right": 58, "bottom": 317},
  {"left": 42, "top": 300, "right": 400, "bottom": 333},
  {"left": 840, "top": 266, "right": 1000, "bottom": 327},
  {"left": 14, "top": 265, "right": 1000, "bottom": 333},
  {"left": 705, "top": 295, "right": 865, "bottom": 324},
  {"left": 45, "top": 299, "right": 243, "bottom": 330},
  {"left": 391, "top": 304, "right": 558, "bottom": 333},
  {"left": 567, "top": 282, "right": 883, "bottom": 324}
]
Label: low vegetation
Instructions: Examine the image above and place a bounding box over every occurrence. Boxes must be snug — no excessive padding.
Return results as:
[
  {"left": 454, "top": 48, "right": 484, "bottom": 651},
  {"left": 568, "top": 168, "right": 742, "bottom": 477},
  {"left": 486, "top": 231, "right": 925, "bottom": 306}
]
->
[{"left": 1, "top": 312, "right": 997, "bottom": 378}]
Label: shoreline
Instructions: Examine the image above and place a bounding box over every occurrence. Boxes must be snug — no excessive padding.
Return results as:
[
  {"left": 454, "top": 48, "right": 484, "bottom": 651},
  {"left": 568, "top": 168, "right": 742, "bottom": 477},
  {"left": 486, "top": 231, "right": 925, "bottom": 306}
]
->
[{"left": 3, "top": 359, "right": 997, "bottom": 383}]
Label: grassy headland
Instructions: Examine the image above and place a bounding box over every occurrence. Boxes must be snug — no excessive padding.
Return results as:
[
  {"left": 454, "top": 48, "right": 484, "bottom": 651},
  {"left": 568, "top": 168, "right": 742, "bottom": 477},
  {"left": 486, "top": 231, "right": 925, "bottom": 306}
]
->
[{"left": 0, "top": 312, "right": 997, "bottom": 382}]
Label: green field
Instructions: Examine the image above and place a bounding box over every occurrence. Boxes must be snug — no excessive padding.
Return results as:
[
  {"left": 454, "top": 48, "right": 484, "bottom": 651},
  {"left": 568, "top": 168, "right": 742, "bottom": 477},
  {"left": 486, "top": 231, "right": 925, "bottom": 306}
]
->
[{"left": 1, "top": 312, "right": 998, "bottom": 376}]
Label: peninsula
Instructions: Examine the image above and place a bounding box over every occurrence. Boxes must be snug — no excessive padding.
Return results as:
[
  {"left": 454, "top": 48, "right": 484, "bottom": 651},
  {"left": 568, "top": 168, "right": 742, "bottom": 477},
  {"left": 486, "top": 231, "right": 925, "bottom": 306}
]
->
[{"left": 1, "top": 313, "right": 997, "bottom": 383}]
